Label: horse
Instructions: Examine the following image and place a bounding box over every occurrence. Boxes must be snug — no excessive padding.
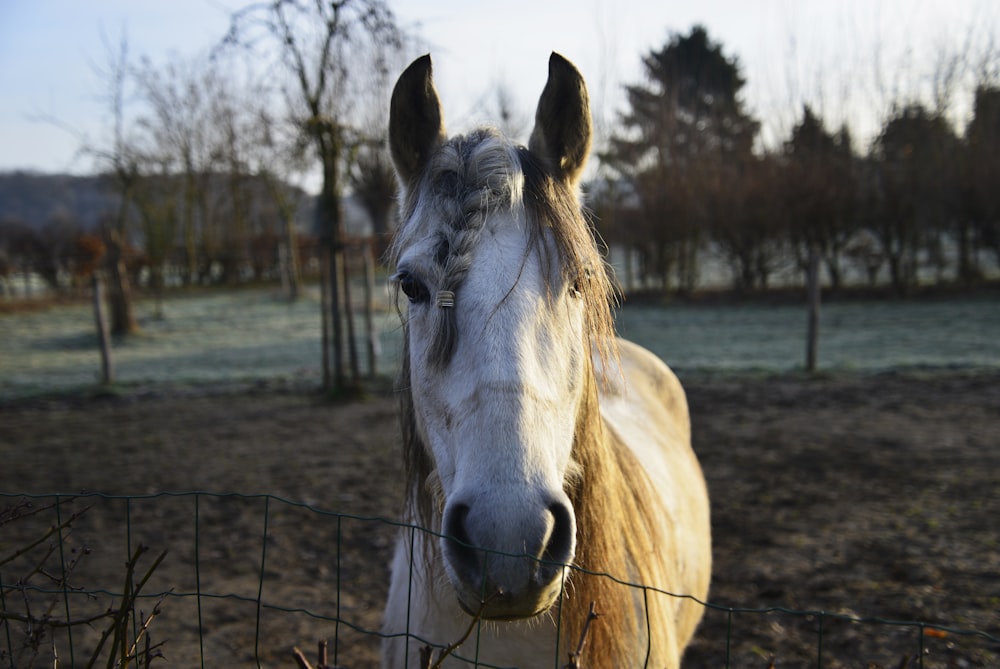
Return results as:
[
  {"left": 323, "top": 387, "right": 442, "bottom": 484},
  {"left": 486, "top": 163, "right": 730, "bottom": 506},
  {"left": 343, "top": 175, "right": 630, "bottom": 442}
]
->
[{"left": 381, "top": 52, "right": 711, "bottom": 668}]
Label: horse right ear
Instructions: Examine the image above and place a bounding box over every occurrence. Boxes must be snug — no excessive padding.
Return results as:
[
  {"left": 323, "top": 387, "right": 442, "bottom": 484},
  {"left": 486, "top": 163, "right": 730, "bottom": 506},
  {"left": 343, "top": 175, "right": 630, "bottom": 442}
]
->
[
  {"left": 389, "top": 54, "right": 446, "bottom": 185},
  {"left": 528, "top": 53, "right": 592, "bottom": 187}
]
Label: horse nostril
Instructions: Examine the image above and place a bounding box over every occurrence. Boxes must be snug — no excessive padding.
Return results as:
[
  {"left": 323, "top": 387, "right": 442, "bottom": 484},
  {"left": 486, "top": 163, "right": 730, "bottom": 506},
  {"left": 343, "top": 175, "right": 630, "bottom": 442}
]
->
[
  {"left": 442, "top": 503, "right": 480, "bottom": 579},
  {"left": 542, "top": 500, "right": 575, "bottom": 566}
]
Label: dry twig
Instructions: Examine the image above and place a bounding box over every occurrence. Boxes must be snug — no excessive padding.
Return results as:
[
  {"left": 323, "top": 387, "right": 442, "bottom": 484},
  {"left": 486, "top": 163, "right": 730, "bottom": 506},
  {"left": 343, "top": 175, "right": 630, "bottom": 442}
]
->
[
  {"left": 419, "top": 590, "right": 501, "bottom": 669},
  {"left": 292, "top": 639, "right": 347, "bottom": 669},
  {"left": 563, "top": 602, "right": 600, "bottom": 669}
]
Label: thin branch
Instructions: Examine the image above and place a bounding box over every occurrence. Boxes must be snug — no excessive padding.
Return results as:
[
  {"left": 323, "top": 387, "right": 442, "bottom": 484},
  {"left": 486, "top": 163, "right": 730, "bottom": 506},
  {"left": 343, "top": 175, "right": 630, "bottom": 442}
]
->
[
  {"left": 292, "top": 646, "right": 315, "bottom": 669},
  {"left": 563, "top": 601, "right": 601, "bottom": 669},
  {"left": 0, "top": 609, "right": 115, "bottom": 628},
  {"left": 84, "top": 545, "right": 168, "bottom": 669},
  {"left": 293, "top": 639, "right": 344, "bottom": 669},
  {"left": 0, "top": 507, "right": 90, "bottom": 569},
  {"left": 421, "top": 590, "right": 501, "bottom": 669},
  {"left": 125, "top": 597, "right": 167, "bottom": 663}
]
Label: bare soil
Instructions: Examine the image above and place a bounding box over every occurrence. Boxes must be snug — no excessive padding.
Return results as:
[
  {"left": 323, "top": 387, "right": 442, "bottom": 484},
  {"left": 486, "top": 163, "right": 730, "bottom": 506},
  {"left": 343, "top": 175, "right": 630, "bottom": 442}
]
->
[{"left": 1, "top": 371, "right": 998, "bottom": 668}]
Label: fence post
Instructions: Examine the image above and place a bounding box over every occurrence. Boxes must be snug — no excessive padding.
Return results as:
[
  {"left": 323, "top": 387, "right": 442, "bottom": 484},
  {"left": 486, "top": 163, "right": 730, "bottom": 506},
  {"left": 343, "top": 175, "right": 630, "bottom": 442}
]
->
[
  {"left": 320, "top": 248, "right": 332, "bottom": 391},
  {"left": 805, "top": 246, "right": 821, "bottom": 373},
  {"left": 92, "top": 274, "right": 114, "bottom": 385},
  {"left": 341, "top": 243, "right": 360, "bottom": 385},
  {"left": 362, "top": 239, "right": 379, "bottom": 379}
]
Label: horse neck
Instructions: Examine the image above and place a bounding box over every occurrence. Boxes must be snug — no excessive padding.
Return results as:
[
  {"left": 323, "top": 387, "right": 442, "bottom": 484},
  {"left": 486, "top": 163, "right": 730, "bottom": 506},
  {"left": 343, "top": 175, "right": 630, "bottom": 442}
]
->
[{"left": 565, "top": 359, "right": 669, "bottom": 666}]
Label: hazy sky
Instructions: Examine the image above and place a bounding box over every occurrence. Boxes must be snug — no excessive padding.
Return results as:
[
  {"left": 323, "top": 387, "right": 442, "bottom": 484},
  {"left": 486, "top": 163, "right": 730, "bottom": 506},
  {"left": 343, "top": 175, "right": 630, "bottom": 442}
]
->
[{"left": 1, "top": 0, "right": 995, "bottom": 179}]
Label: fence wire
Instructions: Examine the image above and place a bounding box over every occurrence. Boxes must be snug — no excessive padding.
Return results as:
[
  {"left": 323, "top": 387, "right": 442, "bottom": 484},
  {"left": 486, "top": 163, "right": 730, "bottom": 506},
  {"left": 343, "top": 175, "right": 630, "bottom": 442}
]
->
[{"left": 1, "top": 491, "right": 997, "bottom": 669}]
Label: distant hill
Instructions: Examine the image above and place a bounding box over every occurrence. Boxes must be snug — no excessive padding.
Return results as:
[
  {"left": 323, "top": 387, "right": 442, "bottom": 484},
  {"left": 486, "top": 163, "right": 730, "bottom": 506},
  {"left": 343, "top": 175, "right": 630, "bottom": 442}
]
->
[
  {"left": 0, "top": 171, "right": 379, "bottom": 237},
  {"left": 0, "top": 172, "right": 120, "bottom": 231}
]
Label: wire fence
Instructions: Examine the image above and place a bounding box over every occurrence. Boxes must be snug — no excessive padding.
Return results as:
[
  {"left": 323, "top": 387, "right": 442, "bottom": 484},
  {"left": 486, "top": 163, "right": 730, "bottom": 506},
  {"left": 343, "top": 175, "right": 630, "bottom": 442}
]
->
[{"left": 2, "top": 491, "right": 998, "bottom": 669}]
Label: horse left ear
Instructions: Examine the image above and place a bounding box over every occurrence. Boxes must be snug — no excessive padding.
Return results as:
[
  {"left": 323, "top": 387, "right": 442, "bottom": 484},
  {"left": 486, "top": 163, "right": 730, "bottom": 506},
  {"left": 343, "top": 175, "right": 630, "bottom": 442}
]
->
[
  {"left": 390, "top": 54, "right": 447, "bottom": 186},
  {"left": 529, "top": 52, "right": 592, "bottom": 186}
]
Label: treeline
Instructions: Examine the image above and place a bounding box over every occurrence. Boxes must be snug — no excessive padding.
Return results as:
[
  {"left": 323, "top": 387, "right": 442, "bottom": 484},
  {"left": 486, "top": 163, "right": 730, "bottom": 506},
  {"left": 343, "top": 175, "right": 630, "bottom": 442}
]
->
[
  {"left": 2, "top": 11, "right": 998, "bottom": 368},
  {"left": 0, "top": 171, "right": 320, "bottom": 295},
  {"left": 593, "top": 27, "right": 1000, "bottom": 296}
]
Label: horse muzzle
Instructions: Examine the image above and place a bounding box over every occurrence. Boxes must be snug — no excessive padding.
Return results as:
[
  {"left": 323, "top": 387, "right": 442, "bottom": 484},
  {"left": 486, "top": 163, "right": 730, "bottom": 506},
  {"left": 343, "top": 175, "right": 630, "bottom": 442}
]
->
[{"left": 441, "top": 491, "right": 576, "bottom": 619}]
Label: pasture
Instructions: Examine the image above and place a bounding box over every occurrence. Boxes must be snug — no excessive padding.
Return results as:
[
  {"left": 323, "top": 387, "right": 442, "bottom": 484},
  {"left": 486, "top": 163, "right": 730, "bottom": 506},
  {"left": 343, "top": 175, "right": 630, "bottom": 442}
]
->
[
  {"left": 1, "top": 288, "right": 999, "bottom": 666},
  {"left": 2, "top": 286, "right": 1000, "bottom": 401}
]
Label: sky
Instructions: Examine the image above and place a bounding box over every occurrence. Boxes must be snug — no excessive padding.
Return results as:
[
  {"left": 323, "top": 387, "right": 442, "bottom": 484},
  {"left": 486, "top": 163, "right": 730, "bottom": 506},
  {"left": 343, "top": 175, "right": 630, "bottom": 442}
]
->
[{"left": 1, "top": 0, "right": 996, "bottom": 184}]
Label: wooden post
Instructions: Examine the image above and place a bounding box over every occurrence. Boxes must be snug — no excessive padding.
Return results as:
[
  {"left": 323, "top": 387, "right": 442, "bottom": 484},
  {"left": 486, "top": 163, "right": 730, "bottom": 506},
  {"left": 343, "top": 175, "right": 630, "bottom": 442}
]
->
[
  {"left": 279, "top": 241, "right": 290, "bottom": 298},
  {"left": 362, "top": 239, "right": 378, "bottom": 379},
  {"left": 92, "top": 274, "right": 114, "bottom": 384},
  {"left": 320, "top": 247, "right": 332, "bottom": 391},
  {"left": 805, "top": 246, "right": 821, "bottom": 373},
  {"left": 340, "top": 244, "right": 360, "bottom": 385},
  {"left": 330, "top": 243, "right": 346, "bottom": 390}
]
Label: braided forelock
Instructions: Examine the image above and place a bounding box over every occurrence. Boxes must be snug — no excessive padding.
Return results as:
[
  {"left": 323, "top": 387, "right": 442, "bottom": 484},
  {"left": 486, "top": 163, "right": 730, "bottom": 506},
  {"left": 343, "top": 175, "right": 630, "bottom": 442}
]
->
[{"left": 417, "top": 128, "right": 524, "bottom": 367}]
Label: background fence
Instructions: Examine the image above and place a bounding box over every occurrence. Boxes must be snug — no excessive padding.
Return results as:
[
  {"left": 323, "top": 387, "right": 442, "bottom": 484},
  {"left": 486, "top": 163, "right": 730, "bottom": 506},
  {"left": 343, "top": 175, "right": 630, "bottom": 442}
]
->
[{"left": 2, "top": 491, "right": 997, "bottom": 669}]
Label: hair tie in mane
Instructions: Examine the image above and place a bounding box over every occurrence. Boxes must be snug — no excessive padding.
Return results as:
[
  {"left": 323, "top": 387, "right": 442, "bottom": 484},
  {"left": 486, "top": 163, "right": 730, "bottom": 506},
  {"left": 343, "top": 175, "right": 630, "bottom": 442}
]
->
[{"left": 436, "top": 290, "right": 455, "bottom": 308}]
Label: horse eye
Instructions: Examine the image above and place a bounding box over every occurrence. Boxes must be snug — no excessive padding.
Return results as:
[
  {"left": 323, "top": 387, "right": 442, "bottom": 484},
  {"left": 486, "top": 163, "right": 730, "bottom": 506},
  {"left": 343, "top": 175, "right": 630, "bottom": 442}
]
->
[{"left": 397, "top": 272, "right": 429, "bottom": 304}]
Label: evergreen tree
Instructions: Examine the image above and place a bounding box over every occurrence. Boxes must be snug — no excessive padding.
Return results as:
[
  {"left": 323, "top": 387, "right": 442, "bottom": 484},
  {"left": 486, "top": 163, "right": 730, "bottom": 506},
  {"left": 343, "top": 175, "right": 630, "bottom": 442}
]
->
[
  {"left": 606, "top": 26, "right": 759, "bottom": 293},
  {"left": 783, "top": 106, "right": 858, "bottom": 291}
]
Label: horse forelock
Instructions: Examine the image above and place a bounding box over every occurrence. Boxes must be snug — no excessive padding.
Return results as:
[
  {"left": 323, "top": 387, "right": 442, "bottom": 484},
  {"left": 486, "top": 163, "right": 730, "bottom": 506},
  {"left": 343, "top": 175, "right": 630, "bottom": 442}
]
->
[{"left": 389, "top": 128, "right": 520, "bottom": 268}]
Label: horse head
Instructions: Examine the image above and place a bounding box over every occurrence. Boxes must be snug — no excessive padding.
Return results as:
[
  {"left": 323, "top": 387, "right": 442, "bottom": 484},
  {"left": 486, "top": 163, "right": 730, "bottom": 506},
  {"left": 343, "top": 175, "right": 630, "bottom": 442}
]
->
[{"left": 388, "top": 52, "right": 613, "bottom": 620}]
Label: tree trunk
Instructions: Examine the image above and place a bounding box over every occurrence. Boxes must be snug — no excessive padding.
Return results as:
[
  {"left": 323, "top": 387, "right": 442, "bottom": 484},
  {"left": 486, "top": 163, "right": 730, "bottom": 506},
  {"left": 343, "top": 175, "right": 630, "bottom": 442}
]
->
[
  {"left": 283, "top": 215, "right": 301, "bottom": 300},
  {"left": 92, "top": 274, "right": 114, "bottom": 384},
  {"left": 362, "top": 239, "right": 378, "bottom": 379},
  {"left": 316, "top": 126, "right": 355, "bottom": 393},
  {"left": 104, "top": 221, "right": 138, "bottom": 336},
  {"left": 320, "top": 246, "right": 332, "bottom": 391},
  {"left": 341, "top": 244, "right": 360, "bottom": 385},
  {"left": 805, "top": 246, "right": 821, "bottom": 373},
  {"left": 327, "top": 241, "right": 345, "bottom": 390},
  {"left": 183, "top": 170, "right": 198, "bottom": 285}
]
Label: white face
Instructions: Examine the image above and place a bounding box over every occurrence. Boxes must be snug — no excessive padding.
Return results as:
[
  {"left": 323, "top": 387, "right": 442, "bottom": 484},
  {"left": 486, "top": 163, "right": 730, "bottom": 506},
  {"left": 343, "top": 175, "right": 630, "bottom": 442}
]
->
[{"left": 396, "top": 199, "right": 587, "bottom": 619}]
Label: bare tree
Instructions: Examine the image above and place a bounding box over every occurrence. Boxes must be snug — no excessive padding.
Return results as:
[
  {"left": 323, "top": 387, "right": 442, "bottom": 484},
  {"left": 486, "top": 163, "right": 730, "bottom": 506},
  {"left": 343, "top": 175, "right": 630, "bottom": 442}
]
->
[
  {"left": 224, "top": 0, "right": 404, "bottom": 393},
  {"left": 250, "top": 107, "right": 308, "bottom": 300},
  {"left": 134, "top": 55, "right": 229, "bottom": 285},
  {"left": 346, "top": 46, "right": 410, "bottom": 247},
  {"left": 89, "top": 31, "right": 140, "bottom": 335}
]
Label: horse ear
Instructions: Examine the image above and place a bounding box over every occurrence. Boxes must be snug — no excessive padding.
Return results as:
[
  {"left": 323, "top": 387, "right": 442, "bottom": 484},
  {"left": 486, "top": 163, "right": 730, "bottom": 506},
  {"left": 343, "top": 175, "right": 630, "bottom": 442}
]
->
[
  {"left": 389, "top": 54, "right": 446, "bottom": 185},
  {"left": 528, "top": 52, "right": 592, "bottom": 186}
]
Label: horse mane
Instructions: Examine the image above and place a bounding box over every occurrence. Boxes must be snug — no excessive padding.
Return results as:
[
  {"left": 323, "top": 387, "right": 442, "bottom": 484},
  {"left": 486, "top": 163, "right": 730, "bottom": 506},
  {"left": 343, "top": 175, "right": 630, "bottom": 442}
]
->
[
  {"left": 564, "top": 360, "right": 670, "bottom": 666},
  {"left": 392, "top": 128, "right": 666, "bottom": 664}
]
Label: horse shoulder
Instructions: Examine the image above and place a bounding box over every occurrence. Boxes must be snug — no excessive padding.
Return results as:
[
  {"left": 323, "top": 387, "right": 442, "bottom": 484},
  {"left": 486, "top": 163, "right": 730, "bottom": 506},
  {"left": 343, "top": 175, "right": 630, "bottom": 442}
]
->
[
  {"left": 596, "top": 337, "right": 712, "bottom": 643},
  {"left": 597, "top": 339, "right": 707, "bottom": 528},
  {"left": 597, "top": 337, "right": 691, "bottom": 456}
]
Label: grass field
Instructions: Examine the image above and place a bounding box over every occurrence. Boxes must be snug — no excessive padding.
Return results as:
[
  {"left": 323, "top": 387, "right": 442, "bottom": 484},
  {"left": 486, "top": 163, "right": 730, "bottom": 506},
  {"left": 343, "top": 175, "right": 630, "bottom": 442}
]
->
[
  {"left": 2, "top": 286, "right": 999, "bottom": 667},
  {"left": 2, "top": 286, "right": 999, "bottom": 400}
]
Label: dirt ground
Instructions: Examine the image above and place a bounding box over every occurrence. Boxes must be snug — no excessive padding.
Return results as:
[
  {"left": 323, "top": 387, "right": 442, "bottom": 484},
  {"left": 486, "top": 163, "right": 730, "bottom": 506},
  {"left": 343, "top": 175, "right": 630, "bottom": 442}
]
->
[{"left": 1, "top": 371, "right": 998, "bottom": 668}]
